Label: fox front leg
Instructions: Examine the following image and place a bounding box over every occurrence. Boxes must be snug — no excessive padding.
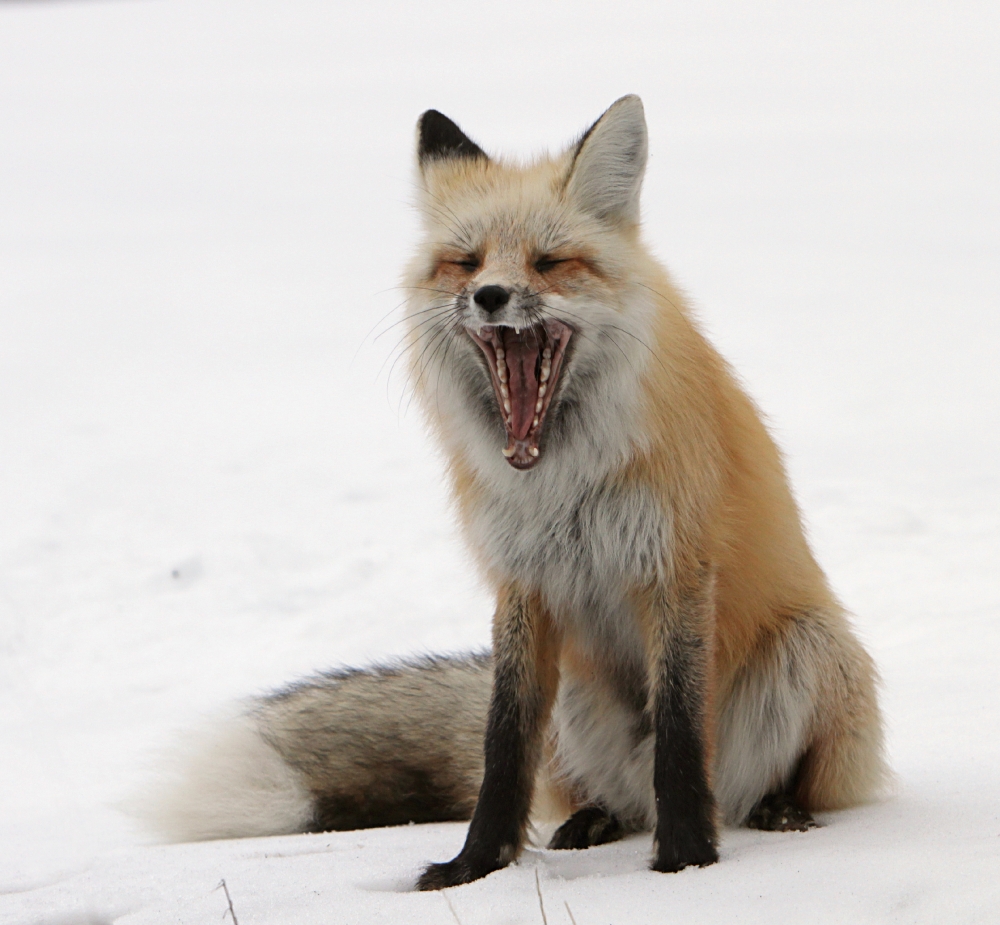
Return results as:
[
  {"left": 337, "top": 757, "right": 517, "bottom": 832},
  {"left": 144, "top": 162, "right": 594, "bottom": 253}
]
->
[
  {"left": 643, "top": 574, "right": 720, "bottom": 873},
  {"left": 417, "top": 589, "right": 559, "bottom": 890}
]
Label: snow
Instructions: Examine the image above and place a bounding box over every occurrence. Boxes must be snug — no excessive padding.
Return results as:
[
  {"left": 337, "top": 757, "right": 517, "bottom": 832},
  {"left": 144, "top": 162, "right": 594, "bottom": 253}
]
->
[{"left": 1, "top": 1, "right": 998, "bottom": 922}]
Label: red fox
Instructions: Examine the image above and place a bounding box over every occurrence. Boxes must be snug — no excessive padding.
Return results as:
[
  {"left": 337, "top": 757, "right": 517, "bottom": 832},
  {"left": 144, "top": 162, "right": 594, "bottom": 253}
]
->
[{"left": 143, "top": 96, "right": 886, "bottom": 888}]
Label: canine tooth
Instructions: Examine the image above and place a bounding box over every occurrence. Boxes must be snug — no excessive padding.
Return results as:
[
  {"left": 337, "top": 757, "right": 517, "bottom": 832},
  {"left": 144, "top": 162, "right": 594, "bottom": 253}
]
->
[
  {"left": 529, "top": 447, "right": 540, "bottom": 457},
  {"left": 502, "top": 446, "right": 516, "bottom": 457},
  {"left": 538, "top": 384, "right": 547, "bottom": 398}
]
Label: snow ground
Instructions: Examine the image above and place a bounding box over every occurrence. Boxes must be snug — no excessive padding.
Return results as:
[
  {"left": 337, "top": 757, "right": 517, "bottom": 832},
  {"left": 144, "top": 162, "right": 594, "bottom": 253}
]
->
[{"left": 1, "top": 1, "right": 998, "bottom": 922}]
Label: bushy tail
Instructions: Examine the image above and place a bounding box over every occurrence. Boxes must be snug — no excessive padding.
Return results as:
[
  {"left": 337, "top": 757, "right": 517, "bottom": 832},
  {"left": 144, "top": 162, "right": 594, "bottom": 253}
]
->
[
  {"left": 138, "top": 654, "right": 492, "bottom": 842},
  {"left": 136, "top": 711, "right": 317, "bottom": 842}
]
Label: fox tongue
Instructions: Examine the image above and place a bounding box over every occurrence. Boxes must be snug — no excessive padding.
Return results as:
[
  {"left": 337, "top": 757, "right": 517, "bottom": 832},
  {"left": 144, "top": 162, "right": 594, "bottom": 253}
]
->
[{"left": 502, "top": 329, "right": 540, "bottom": 441}]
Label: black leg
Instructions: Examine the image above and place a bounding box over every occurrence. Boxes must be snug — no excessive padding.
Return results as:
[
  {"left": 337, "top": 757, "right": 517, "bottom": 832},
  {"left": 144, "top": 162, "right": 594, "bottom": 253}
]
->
[
  {"left": 549, "top": 806, "right": 626, "bottom": 850},
  {"left": 648, "top": 580, "right": 719, "bottom": 873},
  {"left": 746, "top": 792, "right": 818, "bottom": 832},
  {"left": 417, "top": 591, "right": 558, "bottom": 890}
]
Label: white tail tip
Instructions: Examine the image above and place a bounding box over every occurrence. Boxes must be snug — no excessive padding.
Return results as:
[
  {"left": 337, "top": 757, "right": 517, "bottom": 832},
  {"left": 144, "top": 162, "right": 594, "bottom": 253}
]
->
[{"left": 131, "top": 711, "right": 314, "bottom": 843}]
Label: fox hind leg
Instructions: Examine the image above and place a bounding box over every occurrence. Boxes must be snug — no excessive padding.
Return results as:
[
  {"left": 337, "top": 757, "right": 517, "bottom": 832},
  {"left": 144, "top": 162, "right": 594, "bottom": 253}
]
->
[
  {"left": 746, "top": 788, "right": 818, "bottom": 832},
  {"left": 715, "top": 609, "right": 887, "bottom": 828},
  {"left": 549, "top": 806, "right": 627, "bottom": 850},
  {"left": 794, "top": 617, "right": 887, "bottom": 814}
]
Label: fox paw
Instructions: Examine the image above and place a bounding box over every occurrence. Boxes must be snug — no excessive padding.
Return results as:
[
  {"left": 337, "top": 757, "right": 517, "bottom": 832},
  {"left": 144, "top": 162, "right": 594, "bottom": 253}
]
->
[
  {"left": 416, "top": 856, "right": 501, "bottom": 891},
  {"left": 549, "top": 807, "right": 625, "bottom": 850},
  {"left": 746, "top": 793, "right": 818, "bottom": 833},
  {"left": 652, "top": 834, "right": 719, "bottom": 873}
]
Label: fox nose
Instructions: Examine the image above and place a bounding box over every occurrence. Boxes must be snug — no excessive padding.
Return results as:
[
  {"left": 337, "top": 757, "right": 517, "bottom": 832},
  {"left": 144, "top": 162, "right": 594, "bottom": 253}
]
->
[{"left": 473, "top": 285, "right": 510, "bottom": 314}]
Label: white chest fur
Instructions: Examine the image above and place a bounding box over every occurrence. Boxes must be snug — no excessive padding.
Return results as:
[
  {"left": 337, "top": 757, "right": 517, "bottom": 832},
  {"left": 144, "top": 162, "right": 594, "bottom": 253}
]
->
[{"left": 463, "top": 457, "right": 670, "bottom": 676}]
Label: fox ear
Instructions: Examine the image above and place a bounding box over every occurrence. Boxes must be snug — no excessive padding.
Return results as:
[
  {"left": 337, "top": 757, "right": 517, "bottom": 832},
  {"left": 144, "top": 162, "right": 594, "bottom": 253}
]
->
[
  {"left": 417, "top": 110, "right": 488, "bottom": 167},
  {"left": 565, "top": 95, "right": 648, "bottom": 226}
]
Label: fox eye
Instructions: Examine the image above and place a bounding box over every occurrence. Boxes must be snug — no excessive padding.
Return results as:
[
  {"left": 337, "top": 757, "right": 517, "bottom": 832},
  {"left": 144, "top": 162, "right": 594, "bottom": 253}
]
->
[
  {"left": 534, "top": 257, "right": 567, "bottom": 273},
  {"left": 451, "top": 257, "right": 480, "bottom": 272}
]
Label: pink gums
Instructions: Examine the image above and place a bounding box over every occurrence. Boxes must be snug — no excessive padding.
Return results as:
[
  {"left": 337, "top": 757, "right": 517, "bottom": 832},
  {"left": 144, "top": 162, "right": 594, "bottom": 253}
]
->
[{"left": 469, "top": 319, "right": 572, "bottom": 470}]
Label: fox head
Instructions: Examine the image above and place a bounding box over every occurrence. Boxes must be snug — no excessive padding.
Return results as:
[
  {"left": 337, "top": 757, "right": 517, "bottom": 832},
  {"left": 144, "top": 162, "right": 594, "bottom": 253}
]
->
[{"left": 404, "top": 96, "right": 660, "bottom": 477}]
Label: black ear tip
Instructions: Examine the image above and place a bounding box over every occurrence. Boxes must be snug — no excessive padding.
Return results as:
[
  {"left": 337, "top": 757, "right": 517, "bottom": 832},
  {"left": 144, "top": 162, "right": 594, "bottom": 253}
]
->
[
  {"left": 418, "top": 110, "right": 487, "bottom": 164},
  {"left": 418, "top": 109, "right": 448, "bottom": 131}
]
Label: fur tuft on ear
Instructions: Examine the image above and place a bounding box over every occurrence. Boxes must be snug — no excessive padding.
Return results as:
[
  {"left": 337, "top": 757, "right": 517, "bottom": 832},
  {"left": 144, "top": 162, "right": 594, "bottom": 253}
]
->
[
  {"left": 565, "top": 95, "right": 648, "bottom": 226},
  {"left": 417, "top": 110, "right": 488, "bottom": 166}
]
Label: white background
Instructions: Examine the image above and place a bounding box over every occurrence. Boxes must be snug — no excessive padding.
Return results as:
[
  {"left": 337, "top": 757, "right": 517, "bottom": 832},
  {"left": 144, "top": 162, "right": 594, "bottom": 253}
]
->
[{"left": 1, "top": 1, "right": 998, "bottom": 922}]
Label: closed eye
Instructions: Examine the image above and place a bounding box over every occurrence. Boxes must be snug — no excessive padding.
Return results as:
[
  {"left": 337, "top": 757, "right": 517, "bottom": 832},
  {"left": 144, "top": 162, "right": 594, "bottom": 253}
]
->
[
  {"left": 452, "top": 257, "right": 481, "bottom": 272},
  {"left": 534, "top": 257, "right": 567, "bottom": 273}
]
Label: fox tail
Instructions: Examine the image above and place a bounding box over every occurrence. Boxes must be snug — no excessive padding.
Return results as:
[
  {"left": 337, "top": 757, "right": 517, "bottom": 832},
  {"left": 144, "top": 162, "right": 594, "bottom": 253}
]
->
[{"left": 138, "top": 654, "right": 492, "bottom": 842}]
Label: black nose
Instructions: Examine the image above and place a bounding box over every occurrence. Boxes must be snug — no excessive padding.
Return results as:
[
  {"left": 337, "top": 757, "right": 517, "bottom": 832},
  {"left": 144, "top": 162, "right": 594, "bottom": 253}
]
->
[{"left": 473, "top": 285, "right": 510, "bottom": 313}]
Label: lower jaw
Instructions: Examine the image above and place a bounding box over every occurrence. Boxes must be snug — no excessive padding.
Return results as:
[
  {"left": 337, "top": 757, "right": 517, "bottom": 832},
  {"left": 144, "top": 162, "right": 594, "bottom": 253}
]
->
[{"left": 501, "top": 436, "right": 542, "bottom": 470}]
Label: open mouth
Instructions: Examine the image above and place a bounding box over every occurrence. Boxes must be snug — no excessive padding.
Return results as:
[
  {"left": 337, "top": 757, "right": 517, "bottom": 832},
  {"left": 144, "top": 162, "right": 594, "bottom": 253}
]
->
[{"left": 468, "top": 319, "right": 572, "bottom": 469}]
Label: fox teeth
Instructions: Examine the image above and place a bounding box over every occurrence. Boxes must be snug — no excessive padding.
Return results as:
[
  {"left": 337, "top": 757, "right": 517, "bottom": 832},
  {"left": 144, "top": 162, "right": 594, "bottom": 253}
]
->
[
  {"left": 500, "top": 383, "right": 509, "bottom": 400},
  {"left": 529, "top": 447, "right": 540, "bottom": 457},
  {"left": 503, "top": 399, "right": 511, "bottom": 414},
  {"left": 532, "top": 415, "right": 539, "bottom": 428},
  {"left": 502, "top": 446, "right": 516, "bottom": 458},
  {"left": 496, "top": 347, "right": 505, "bottom": 360},
  {"left": 542, "top": 347, "right": 551, "bottom": 359},
  {"left": 538, "top": 383, "right": 547, "bottom": 398}
]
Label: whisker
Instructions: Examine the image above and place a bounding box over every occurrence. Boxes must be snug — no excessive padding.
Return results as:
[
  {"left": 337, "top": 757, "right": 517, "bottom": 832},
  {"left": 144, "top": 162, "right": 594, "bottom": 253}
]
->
[
  {"left": 391, "top": 324, "right": 448, "bottom": 414},
  {"left": 422, "top": 190, "right": 476, "bottom": 251},
  {"left": 355, "top": 296, "right": 412, "bottom": 364},
  {"left": 356, "top": 284, "right": 457, "bottom": 365},
  {"left": 403, "top": 322, "right": 457, "bottom": 418},
  {"left": 525, "top": 283, "right": 558, "bottom": 300},
  {"left": 406, "top": 321, "right": 452, "bottom": 393},
  {"left": 372, "top": 304, "right": 454, "bottom": 384},
  {"left": 635, "top": 280, "right": 684, "bottom": 314},
  {"left": 545, "top": 305, "right": 667, "bottom": 375},
  {"left": 416, "top": 196, "right": 477, "bottom": 254},
  {"left": 391, "top": 285, "right": 463, "bottom": 297},
  {"left": 431, "top": 323, "right": 463, "bottom": 420},
  {"left": 362, "top": 298, "right": 450, "bottom": 357},
  {"left": 373, "top": 301, "right": 455, "bottom": 345},
  {"left": 409, "top": 318, "right": 464, "bottom": 420},
  {"left": 381, "top": 315, "right": 448, "bottom": 396}
]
